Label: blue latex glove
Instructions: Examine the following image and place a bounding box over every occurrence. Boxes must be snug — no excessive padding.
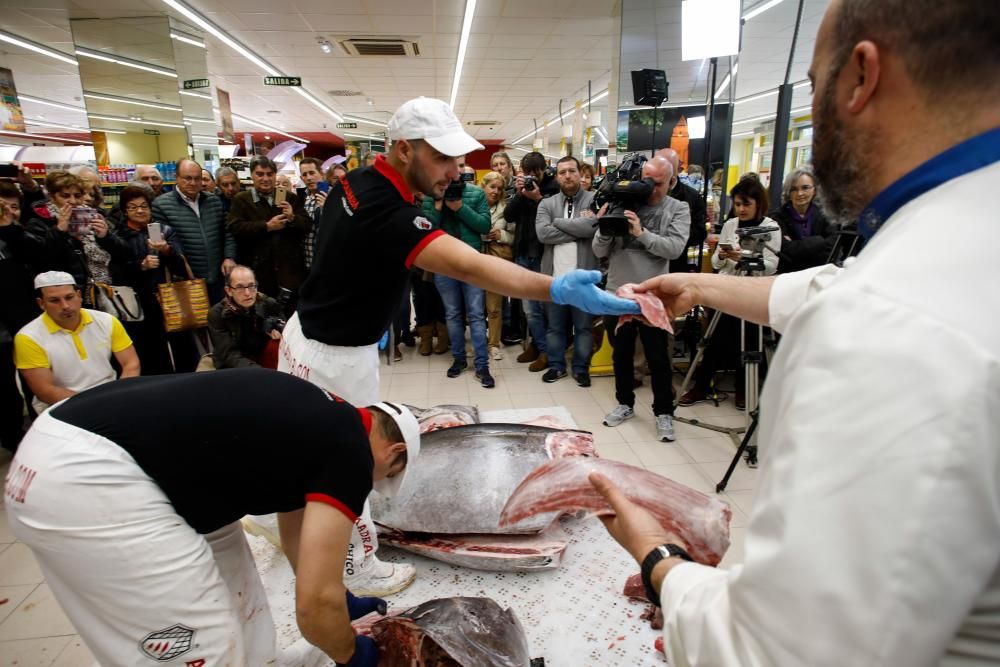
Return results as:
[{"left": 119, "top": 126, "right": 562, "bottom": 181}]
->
[
  {"left": 550, "top": 269, "right": 642, "bottom": 316},
  {"left": 346, "top": 590, "right": 387, "bottom": 620},
  {"left": 378, "top": 331, "right": 389, "bottom": 350},
  {"left": 335, "top": 635, "right": 378, "bottom": 667}
]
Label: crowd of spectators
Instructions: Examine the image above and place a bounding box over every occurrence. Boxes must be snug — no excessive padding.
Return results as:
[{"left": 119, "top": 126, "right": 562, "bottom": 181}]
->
[{"left": 0, "top": 147, "right": 838, "bottom": 450}]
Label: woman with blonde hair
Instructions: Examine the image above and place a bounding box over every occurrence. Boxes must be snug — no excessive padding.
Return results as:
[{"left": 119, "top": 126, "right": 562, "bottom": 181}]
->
[{"left": 480, "top": 171, "right": 517, "bottom": 361}]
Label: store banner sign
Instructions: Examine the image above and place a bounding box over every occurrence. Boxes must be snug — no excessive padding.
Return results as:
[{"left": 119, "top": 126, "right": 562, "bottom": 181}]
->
[
  {"left": 0, "top": 67, "right": 25, "bottom": 132},
  {"left": 217, "top": 88, "right": 235, "bottom": 143}
]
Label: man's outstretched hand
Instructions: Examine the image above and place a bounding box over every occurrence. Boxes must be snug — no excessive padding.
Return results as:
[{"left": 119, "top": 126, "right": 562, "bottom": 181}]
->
[
  {"left": 632, "top": 274, "right": 701, "bottom": 322},
  {"left": 551, "top": 270, "right": 642, "bottom": 316}
]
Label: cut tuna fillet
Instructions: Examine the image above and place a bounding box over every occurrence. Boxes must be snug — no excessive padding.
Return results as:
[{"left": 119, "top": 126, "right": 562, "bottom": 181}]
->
[
  {"left": 615, "top": 283, "right": 673, "bottom": 333},
  {"left": 377, "top": 525, "right": 569, "bottom": 572},
  {"left": 498, "top": 457, "right": 731, "bottom": 566}
]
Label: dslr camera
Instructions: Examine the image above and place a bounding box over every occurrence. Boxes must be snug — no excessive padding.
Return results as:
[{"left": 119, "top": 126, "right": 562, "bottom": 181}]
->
[
  {"left": 592, "top": 153, "right": 654, "bottom": 236},
  {"left": 444, "top": 179, "right": 466, "bottom": 201}
]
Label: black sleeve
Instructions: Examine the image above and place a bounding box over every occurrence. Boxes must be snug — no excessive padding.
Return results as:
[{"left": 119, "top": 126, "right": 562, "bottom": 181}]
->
[
  {"left": 504, "top": 195, "right": 523, "bottom": 223},
  {"left": 687, "top": 193, "right": 707, "bottom": 247},
  {"left": 379, "top": 205, "right": 444, "bottom": 268},
  {"left": 302, "top": 405, "right": 374, "bottom": 521}
]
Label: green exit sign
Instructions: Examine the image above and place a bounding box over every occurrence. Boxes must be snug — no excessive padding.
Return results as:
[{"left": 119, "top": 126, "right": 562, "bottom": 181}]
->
[
  {"left": 264, "top": 76, "right": 302, "bottom": 87},
  {"left": 144, "top": 129, "right": 160, "bottom": 136},
  {"left": 183, "top": 78, "right": 210, "bottom": 89}
]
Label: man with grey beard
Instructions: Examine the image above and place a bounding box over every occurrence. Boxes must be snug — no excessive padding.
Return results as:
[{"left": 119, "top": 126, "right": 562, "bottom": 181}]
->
[{"left": 588, "top": 0, "right": 1000, "bottom": 664}]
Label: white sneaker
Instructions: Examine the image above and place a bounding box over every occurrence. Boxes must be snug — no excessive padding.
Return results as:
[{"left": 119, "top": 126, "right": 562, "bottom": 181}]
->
[
  {"left": 344, "top": 555, "right": 416, "bottom": 597},
  {"left": 490, "top": 346, "right": 503, "bottom": 361},
  {"left": 241, "top": 514, "right": 282, "bottom": 549},
  {"left": 656, "top": 414, "right": 676, "bottom": 442},
  {"left": 603, "top": 404, "right": 635, "bottom": 427}
]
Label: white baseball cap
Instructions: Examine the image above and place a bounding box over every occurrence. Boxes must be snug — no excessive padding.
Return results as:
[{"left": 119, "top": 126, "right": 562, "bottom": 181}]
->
[
  {"left": 370, "top": 401, "right": 421, "bottom": 498},
  {"left": 388, "top": 97, "right": 484, "bottom": 157},
  {"left": 34, "top": 271, "right": 77, "bottom": 290}
]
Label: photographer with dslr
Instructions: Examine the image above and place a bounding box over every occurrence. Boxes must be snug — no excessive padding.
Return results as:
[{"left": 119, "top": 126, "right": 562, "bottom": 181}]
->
[
  {"left": 504, "top": 151, "right": 559, "bottom": 370},
  {"left": 679, "top": 175, "right": 780, "bottom": 409},
  {"left": 593, "top": 156, "right": 690, "bottom": 441},
  {"left": 208, "top": 265, "right": 285, "bottom": 370}
]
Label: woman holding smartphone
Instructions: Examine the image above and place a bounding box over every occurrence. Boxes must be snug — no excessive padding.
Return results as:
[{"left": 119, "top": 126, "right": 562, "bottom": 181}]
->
[
  {"left": 679, "top": 175, "right": 781, "bottom": 410},
  {"left": 110, "top": 185, "right": 188, "bottom": 374}
]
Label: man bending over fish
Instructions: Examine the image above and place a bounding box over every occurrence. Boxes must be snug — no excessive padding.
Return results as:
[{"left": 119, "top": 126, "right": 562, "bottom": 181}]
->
[{"left": 5, "top": 369, "right": 416, "bottom": 667}]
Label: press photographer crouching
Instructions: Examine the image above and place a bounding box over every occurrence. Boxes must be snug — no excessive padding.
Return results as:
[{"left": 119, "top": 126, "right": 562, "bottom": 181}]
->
[
  {"left": 679, "top": 175, "right": 781, "bottom": 410},
  {"left": 593, "top": 156, "right": 690, "bottom": 442},
  {"left": 207, "top": 265, "right": 285, "bottom": 370}
]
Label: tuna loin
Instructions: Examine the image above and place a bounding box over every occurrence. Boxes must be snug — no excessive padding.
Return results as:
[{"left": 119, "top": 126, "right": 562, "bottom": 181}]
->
[
  {"left": 377, "top": 525, "right": 569, "bottom": 572},
  {"left": 371, "top": 423, "right": 596, "bottom": 535},
  {"left": 615, "top": 283, "right": 673, "bottom": 333},
  {"left": 370, "top": 597, "right": 531, "bottom": 667},
  {"left": 498, "top": 457, "right": 732, "bottom": 566}
]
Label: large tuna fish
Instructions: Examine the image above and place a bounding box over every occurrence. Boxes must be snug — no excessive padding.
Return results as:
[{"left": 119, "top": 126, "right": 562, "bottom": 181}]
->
[
  {"left": 405, "top": 403, "right": 481, "bottom": 433},
  {"left": 371, "top": 423, "right": 596, "bottom": 536},
  {"left": 369, "top": 597, "right": 531, "bottom": 667}
]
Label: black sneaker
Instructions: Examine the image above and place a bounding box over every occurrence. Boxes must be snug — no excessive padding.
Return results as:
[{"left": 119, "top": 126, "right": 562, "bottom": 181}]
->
[
  {"left": 446, "top": 360, "right": 468, "bottom": 378},
  {"left": 542, "top": 368, "right": 567, "bottom": 383},
  {"left": 475, "top": 368, "right": 496, "bottom": 389},
  {"left": 574, "top": 372, "right": 591, "bottom": 387}
]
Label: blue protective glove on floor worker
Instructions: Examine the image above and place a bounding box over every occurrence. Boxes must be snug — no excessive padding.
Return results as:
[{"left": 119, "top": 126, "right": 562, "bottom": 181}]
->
[
  {"left": 346, "top": 590, "right": 388, "bottom": 620},
  {"left": 336, "top": 635, "right": 379, "bottom": 667},
  {"left": 551, "top": 269, "right": 643, "bottom": 316}
]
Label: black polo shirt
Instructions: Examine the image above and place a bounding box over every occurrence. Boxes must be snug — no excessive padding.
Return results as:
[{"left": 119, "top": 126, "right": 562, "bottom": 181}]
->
[
  {"left": 297, "top": 154, "right": 444, "bottom": 346},
  {"left": 50, "top": 369, "right": 374, "bottom": 534}
]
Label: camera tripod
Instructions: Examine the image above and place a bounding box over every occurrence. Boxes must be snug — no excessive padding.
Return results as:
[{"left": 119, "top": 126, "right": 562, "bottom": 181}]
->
[{"left": 673, "top": 260, "right": 767, "bottom": 471}]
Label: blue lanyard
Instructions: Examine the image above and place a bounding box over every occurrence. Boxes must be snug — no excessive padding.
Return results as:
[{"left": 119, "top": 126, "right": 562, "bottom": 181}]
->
[{"left": 858, "top": 126, "right": 1000, "bottom": 240}]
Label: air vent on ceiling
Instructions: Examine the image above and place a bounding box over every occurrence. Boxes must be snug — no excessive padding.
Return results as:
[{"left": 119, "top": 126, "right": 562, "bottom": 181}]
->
[
  {"left": 328, "top": 90, "right": 364, "bottom": 96},
  {"left": 467, "top": 120, "right": 499, "bottom": 126},
  {"left": 338, "top": 38, "right": 420, "bottom": 57}
]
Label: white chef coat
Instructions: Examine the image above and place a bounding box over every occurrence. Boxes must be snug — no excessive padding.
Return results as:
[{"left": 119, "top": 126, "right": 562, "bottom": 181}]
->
[{"left": 659, "top": 134, "right": 1000, "bottom": 666}]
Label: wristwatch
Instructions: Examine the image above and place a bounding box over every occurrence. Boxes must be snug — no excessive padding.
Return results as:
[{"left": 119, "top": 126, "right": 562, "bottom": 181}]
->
[{"left": 641, "top": 543, "right": 693, "bottom": 607}]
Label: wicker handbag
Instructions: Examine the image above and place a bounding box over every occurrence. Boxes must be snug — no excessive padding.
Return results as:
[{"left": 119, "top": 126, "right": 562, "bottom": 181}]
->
[{"left": 157, "top": 257, "right": 209, "bottom": 332}]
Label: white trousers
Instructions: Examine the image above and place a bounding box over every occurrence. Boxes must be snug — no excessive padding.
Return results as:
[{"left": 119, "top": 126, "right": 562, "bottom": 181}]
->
[
  {"left": 277, "top": 311, "right": 383, "bottom": 574},
  {"left": 5, "top": 413, "right": 277, "bottom": 666}
]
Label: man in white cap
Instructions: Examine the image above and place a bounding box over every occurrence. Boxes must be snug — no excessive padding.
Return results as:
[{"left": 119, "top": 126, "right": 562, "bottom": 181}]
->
[
  {"left": 14, "top": 270, "right": 139, "bottom": 413},
  {"left": 6, "top": 369, "right": 417, "bottom": 667},
  {"left": 279, "top": 97, "right": 641, "bottom": 596}
]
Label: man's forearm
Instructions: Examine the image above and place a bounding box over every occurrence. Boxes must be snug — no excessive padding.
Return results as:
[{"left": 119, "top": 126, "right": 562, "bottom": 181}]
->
[
  {"left": 691, "top": 273, "right": 775, "bottom": 326},
  {"left": 416, "top": 235, "right": 552, "bottom": 301}
]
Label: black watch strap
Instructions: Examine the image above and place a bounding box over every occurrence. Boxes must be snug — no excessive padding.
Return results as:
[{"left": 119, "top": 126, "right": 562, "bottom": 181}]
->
[{"left": 641, "top": 543, "right": 694, "bottom": 607}]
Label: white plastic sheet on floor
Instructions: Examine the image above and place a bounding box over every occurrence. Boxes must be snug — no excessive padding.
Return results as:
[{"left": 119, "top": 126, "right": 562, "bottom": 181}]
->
[{"left": 251, "top": 406, "right": 666, "bottom": 666}]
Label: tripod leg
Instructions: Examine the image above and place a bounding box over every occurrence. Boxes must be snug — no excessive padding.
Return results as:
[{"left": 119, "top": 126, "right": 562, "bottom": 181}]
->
[
  {"left": 674, "top": 306, "right": 723, "bottom": 408},
  {"left": 716, "top": 410, "right": 759, "bottom": 493}
]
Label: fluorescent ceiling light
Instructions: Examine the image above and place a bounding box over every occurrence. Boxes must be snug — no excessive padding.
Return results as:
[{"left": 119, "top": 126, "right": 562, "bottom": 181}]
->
[
  {"left": 161, "top": 0, "right": 279, "bottom": 76},
  {"left": 731, "top": 131, "right": 754, "bottom": 138},
  {"left": 682, "top": 0, "right": 740, "bottom": 61},
  {"left": 88, "top": 114, "right": 186, "bottom": 129},
  {"left": 511, "top": 89, "right": 610, "bottom": 145},
  {"left": 734, "top": 80, "right": 811, "bottom": 105},
  {"left": 742, "top": 0, "right": 786, "bottom": 21},
  {"left": 714, "top": 63, "right": 738, "bottom": 99},
  {"left": 293, "top": 88, "right": 344, "bottom": 123},
  {"left": 179, "top": 90, "right": 213, "bottom": 100},
  {"left": 24, "top": 117, "right": 127, "bottom": 135},
  {"left": 230, "top": 112, "right": 310, "bottom": 143},
  {"left": 184, "top": 117, "right": 216, "bottom": 125},
  {"left": 617, "top": 101, "right": 703, "bottom": 111},
  {"left": 343, "top": 132, "right": 386, "bottom": 141},
  {"left": 170, "top": 31, "right": 206, "bottom": 49},
  {"left": 0, "top": 130, "right": 91, "bottom": 145},
  {"left": 75, "top": 47, "right": 177, "bottom": 78},
  {"left": 84, "top": 91, "right": 182, "bottom": 112},
  {"left": 732, "top": 104, "right": 812, "bottom": 126},
  {"left": 449, "top": 0, "right": 477, "bottom": 108},
  {"left": 593, "top": 127, "right": 609, "bottom": 144},
  {"left": 191, "top": 134, "right": 219, "bottom": 141},
  {"left": 0, "top": 30, "right": 78, "bottom": 66},
  {"left": 18, "top": 95, "right": 86, "bottom": 113},
  {"left": 342, "top": 114, "right": 389, "bottom": 129}
]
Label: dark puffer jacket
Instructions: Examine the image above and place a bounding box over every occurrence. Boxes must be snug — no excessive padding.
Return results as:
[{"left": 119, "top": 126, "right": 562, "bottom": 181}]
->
[
  {"left": 504, "top": 173, "right": 560, "bottom": 260},
  {"left": 151, "top": 190, "right": 236, "bottom": 287}
]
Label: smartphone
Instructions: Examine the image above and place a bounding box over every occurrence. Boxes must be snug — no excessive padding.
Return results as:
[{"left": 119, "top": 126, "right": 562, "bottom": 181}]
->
[
  {"left": 275, "top": 186, "right": 287, "bottom": 206},
  {"left": 0, "top": 164, "right": 19, "bottom": 178},
  {"left": 68, "top": 207, "right": 97, "bottom": 239},
  {"left": 316, "top": 180, "right": 330, "bottom": 194},
  {"left": 147, "top": 222, "right": 163, "bottom": 244},
  {"left": 719, "top": 242, "right": 735, "bottom": 251}
]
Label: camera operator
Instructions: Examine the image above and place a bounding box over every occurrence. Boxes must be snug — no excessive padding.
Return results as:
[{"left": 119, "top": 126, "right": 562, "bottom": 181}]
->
[
  {"left": 679, "top": 175, "right": 781, "bottom": 409},
  {"left": 593, "top": 156, "right": 690, "bottom": 441},
  {"left": 208, "top": 265, "right": 285, "bottom": 370},
  {"left": 504, "top": 151, "right": 560, "bottom": 370}
]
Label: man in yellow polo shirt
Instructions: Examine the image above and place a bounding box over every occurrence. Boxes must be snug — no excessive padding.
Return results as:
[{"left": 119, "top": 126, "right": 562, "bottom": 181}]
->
[{"left": 15, "top": 271, "right": 140, "bottom": 413}]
